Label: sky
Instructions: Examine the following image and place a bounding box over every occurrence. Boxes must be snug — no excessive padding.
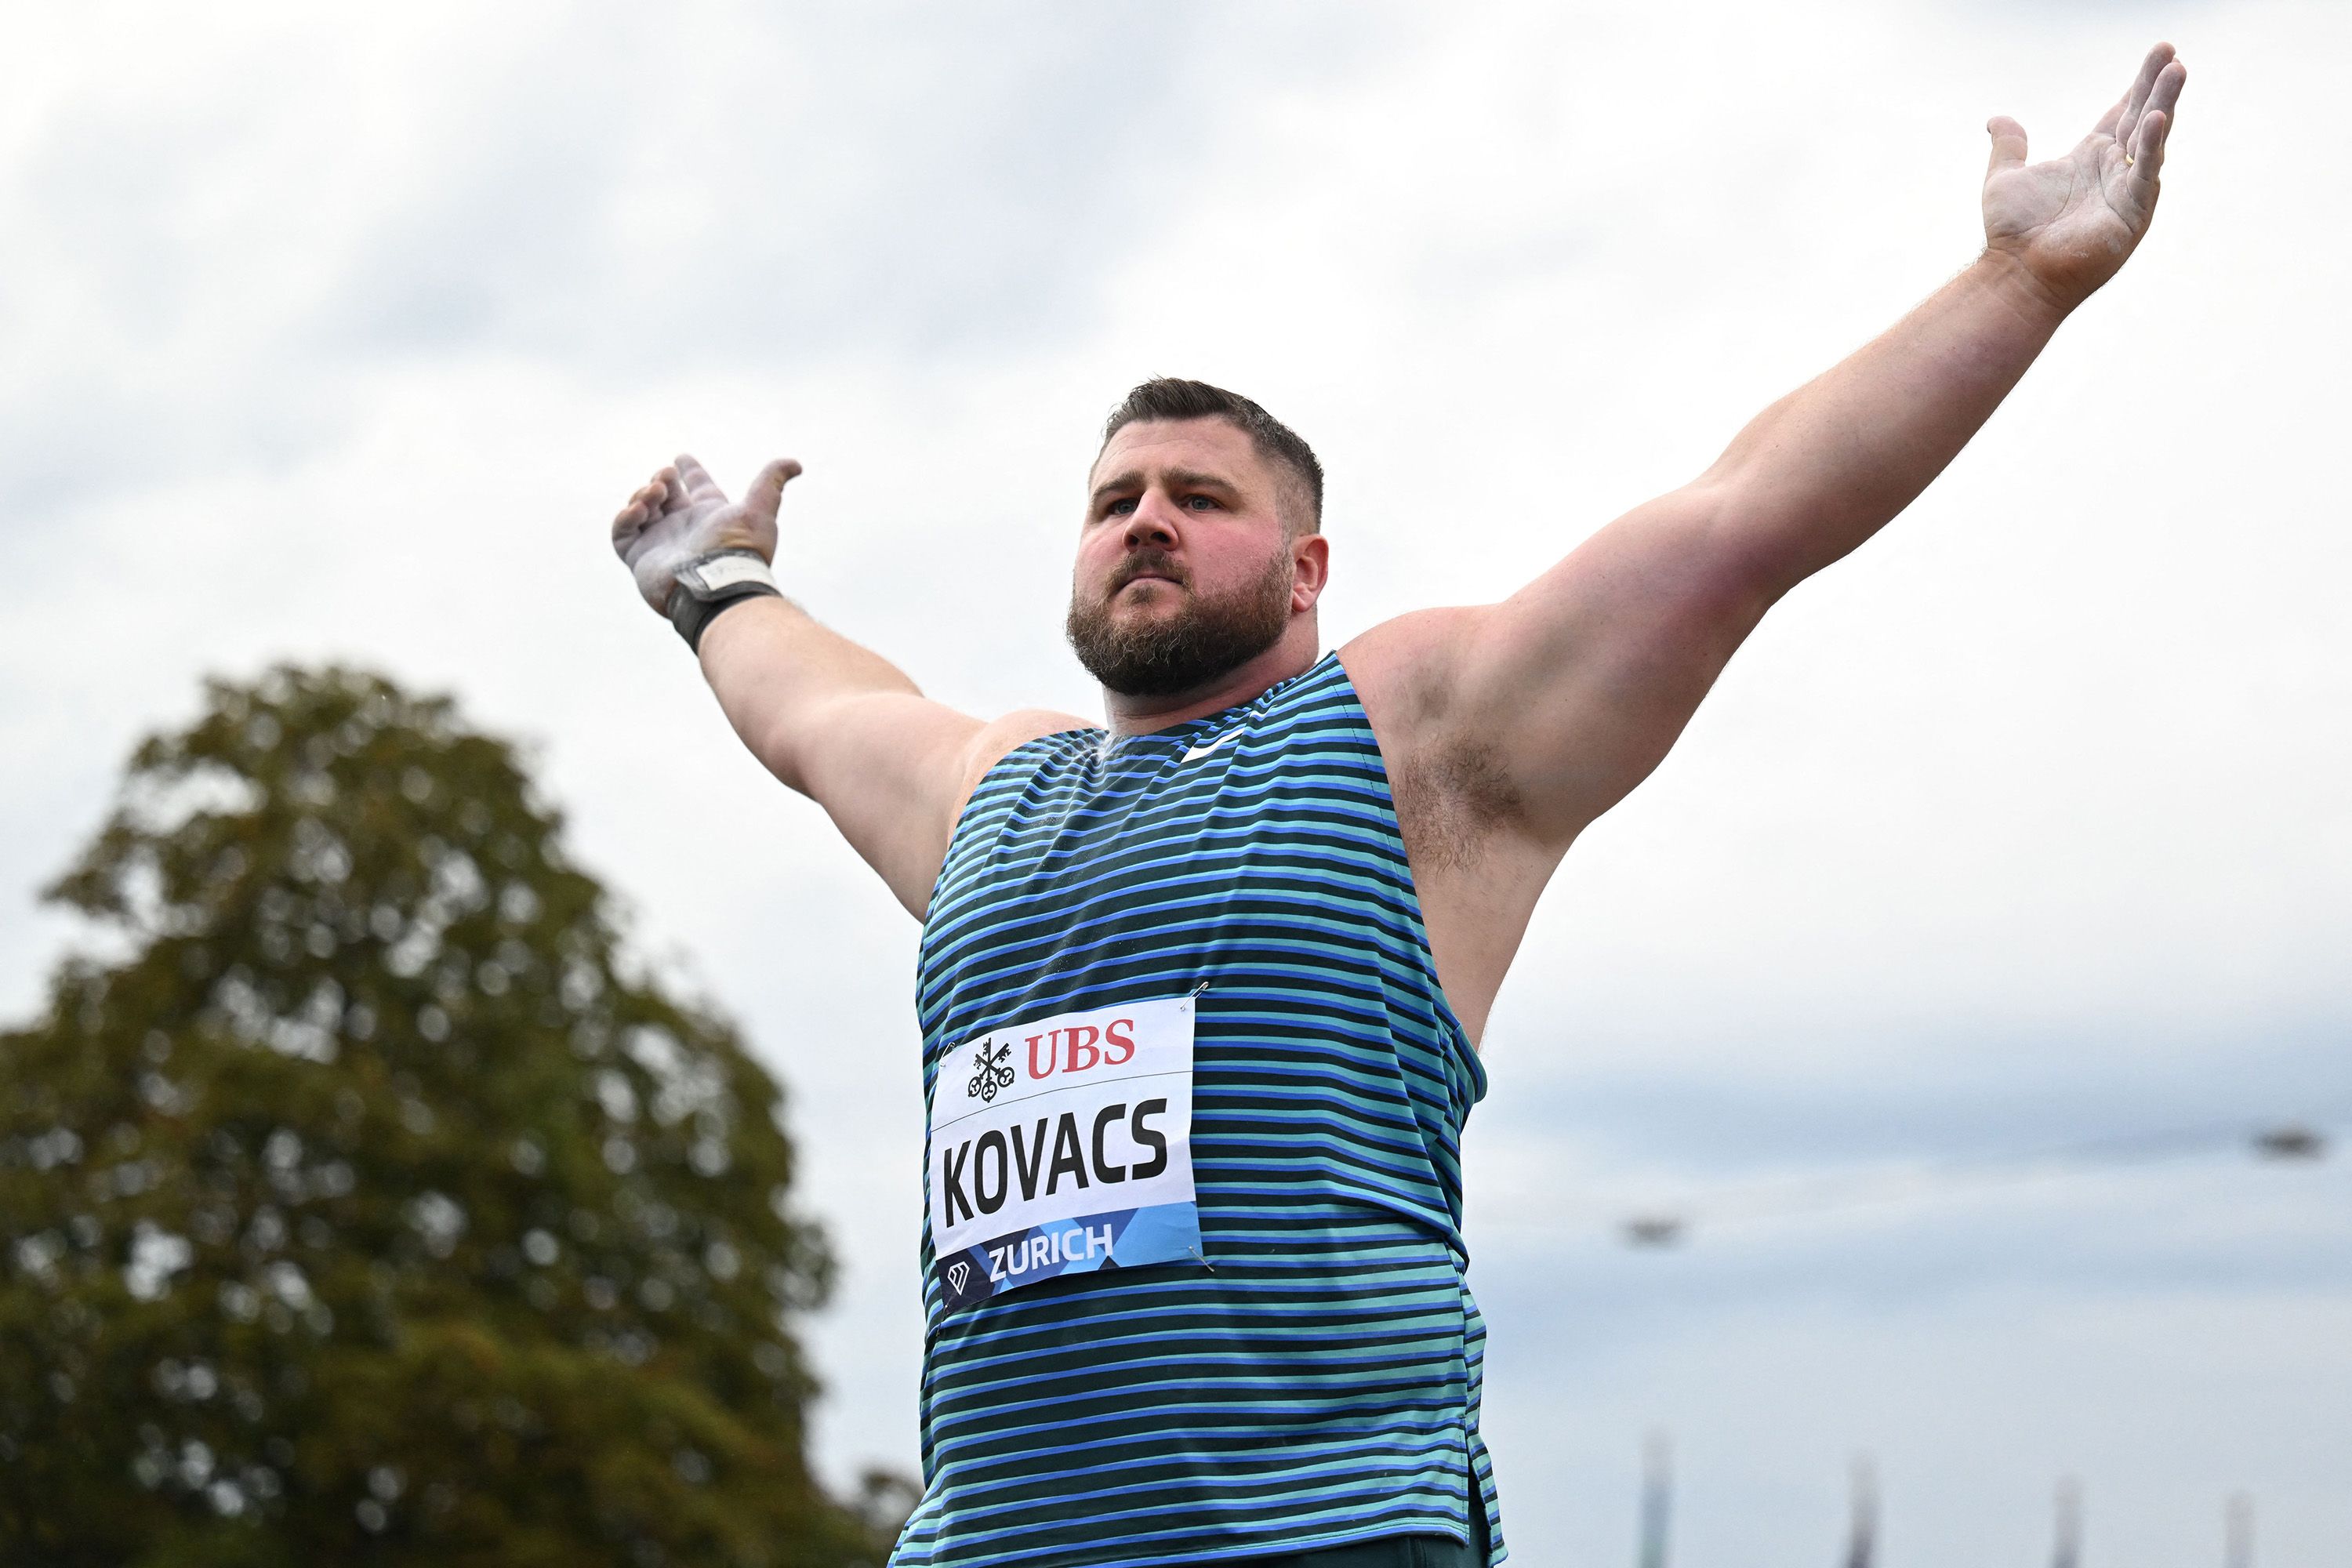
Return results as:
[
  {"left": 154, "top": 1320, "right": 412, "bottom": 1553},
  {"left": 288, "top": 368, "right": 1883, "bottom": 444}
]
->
[{"left": 5, "top": 2, "right": 2348, "bottom": 1562}]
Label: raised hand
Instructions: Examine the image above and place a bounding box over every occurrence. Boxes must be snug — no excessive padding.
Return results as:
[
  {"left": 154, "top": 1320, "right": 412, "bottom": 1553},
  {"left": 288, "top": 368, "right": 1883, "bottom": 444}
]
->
[
  {"left": 610, "top": 454, "right": 801, "bottom": 616},
  {"left": 1982, "top": 42, "right": 2187, "bottom": 312}
]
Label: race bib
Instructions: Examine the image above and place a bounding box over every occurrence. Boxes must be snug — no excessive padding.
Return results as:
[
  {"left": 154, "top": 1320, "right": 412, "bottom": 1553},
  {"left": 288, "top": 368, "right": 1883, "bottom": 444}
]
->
[{"left": 929, "top": 993, "right": 1201, "bottom": 1311}]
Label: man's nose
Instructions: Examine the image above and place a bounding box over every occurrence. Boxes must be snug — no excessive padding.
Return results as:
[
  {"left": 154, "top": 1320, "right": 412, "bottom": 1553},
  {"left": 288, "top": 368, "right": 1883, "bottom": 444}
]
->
[{"left": 1123, "top": 492, "right": 1182, "bottom": 548}]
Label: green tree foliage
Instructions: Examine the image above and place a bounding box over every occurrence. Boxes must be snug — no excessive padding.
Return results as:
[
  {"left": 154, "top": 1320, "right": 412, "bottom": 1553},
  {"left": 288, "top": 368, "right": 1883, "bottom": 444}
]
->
[{"left": 0, "top": 666, "right": 908, "bottom": 1566}]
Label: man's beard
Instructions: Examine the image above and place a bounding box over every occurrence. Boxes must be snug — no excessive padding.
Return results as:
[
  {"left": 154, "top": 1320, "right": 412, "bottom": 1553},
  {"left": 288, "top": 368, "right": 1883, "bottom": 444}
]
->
[{"left": 1065, "top": 546, "right": 1294, "bottom": 699}]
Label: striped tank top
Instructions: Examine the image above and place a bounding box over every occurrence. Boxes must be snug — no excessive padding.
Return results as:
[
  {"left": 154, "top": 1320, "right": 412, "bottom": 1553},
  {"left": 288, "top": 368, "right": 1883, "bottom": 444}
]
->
[{"left": 892, "top": 654, "right": 1504, "bottom": 1566}]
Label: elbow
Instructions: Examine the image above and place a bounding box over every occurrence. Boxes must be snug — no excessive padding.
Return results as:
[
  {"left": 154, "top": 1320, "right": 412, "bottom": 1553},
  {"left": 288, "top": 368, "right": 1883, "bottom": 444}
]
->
[
  {"left": 1661, "top": 481, "right": 1798, "bottom": 626},
  {"left": 1683, "top": 478, "right": 1837, "bottom": 614},
  {"left": 749, "top": 729, "right": 815, "bottom": 797},
  {"left": 729, "top": 699, "right": 819, "bottom": 798}
]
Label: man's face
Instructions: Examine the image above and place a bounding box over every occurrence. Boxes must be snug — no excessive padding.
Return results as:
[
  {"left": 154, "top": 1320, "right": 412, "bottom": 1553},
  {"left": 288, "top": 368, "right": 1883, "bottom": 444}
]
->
[{"left": 1065, "top": 418, "right": 1308, "bottom": 698}]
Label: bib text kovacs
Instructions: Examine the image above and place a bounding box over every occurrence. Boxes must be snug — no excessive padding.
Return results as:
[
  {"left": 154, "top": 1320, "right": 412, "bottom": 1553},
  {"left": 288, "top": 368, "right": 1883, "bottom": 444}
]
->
[{"left": 928, "top": 993, "right": 1201, "bottom": 1311}]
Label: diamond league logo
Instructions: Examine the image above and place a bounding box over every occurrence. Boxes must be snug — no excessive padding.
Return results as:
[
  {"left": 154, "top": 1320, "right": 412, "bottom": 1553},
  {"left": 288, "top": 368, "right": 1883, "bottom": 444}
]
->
[{"left": 946, "top": 1261, "right": 971, "bottom": 1294}]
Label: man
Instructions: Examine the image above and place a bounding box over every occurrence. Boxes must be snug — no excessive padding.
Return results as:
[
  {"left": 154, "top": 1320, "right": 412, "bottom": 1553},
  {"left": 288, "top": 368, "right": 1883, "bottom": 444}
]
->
[{"left": 610, "top": 45, "right": 2185, "bottom": 1568}]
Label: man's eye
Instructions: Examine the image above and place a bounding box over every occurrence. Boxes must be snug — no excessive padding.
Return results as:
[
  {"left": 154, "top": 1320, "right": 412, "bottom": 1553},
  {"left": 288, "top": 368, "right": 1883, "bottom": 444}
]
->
[
  {"left": 1182, "top": 495, "right": 1218, "bottom": 511},
  {"left": 1106, "top": 498, "right": 1138, "bottom": 516}
]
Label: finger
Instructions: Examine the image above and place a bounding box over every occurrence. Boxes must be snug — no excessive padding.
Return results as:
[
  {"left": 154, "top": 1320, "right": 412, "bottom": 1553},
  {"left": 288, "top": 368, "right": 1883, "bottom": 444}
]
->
[
  {"left": 649, "top": 465, "right": 687, "bottom": 514},
  {"left": 2142, "top": 58, "right": 2187, "bottom": 136},
  {"left": 2113, "top": 42, "right": 2176, "bottom": 146},
  {"left": 673, "top": 454, "right": 728, "bottom": 503},
  {"left": 1986, "top": 115, "right": 2029, "bottom": 175},
  {"left": 612, "top": 503, "right": 646, "bottom": 551},
  {"left": 2129, "top": 109, "right": 2169, "bottom": 185},
  {"left": 611, "top": 477, "right": 666, "bottom": 545},
  {"left": 742, "top": 458, "right": 804, "bottom": 522}
]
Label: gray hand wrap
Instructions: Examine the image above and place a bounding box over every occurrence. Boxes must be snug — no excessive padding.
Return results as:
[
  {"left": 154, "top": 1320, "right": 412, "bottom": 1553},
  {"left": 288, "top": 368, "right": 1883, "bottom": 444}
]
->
[{"left": 665, "top": 550, "right": 783, "bottom": 653}]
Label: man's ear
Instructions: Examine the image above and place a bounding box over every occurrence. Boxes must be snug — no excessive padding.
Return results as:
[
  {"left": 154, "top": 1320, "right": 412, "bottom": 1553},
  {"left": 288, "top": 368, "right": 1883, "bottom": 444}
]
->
[{"left": 1290, "top": 534, "right": 1331, "bottom": 612}]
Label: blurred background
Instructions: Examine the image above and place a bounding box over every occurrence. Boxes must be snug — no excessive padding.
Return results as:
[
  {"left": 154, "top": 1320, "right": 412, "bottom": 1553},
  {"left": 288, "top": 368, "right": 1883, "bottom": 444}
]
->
[{"left": 5, "top": 2, "right": 2347, "bottom": 1563}]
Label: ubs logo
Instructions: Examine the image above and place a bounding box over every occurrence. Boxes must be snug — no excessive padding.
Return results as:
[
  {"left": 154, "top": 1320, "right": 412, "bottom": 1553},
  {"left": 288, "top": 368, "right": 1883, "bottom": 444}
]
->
[{"left": 966, "top": 1040, "right": 1016, "bottom": 1103}]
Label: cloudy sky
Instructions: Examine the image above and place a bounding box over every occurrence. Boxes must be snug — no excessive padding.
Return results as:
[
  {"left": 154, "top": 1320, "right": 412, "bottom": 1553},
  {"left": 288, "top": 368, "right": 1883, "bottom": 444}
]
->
[{"left": 7, "top": 2, "right": 2347, "bottom": 1562}]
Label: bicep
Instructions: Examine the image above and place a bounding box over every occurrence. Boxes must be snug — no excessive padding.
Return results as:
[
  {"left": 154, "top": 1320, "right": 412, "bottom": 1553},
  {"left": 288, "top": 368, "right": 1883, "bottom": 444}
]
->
[
  {"left": 697, "top": 597, "right": 1080, "bottom": 914},
  {"left": 780, "top": 694, "right": 984, "bottom": 913},
  {"left": 775, "top": 698, "right": 1083, "bottom": 918},
  {"left": 1403, "top": 484, "right": 1780, "bottom": 842}
]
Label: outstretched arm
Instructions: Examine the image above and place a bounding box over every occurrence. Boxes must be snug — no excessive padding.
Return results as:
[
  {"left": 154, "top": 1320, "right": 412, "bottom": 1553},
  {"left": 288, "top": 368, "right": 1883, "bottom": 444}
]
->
[
  {"left": 1346, "top": 45, "right": 2184, "bottom": 1036},
  {"left": 1360, "top": 43, "right": 2187, "bottom": 851},
  {"left": 1690, "top": 42, "right": 2184, "bottom": 597},
  {"left": 612, "top": 457, "right": 1077, "bottom": 916}
]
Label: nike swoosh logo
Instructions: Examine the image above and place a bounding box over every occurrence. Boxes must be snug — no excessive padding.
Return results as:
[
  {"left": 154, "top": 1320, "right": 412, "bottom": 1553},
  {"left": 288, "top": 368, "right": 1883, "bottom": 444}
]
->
[{"left": 1181, "top": 728, "right": 1242, "bottom": 764}]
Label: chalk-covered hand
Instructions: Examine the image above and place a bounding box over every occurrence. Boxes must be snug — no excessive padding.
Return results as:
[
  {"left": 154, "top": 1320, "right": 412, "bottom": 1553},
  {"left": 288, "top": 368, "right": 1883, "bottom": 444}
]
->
[
  {"left": 1982, "top": 42, "right": 2187, "bottom": 313},
  {"left": 610, "top": 454, "right": 801, "bottom": 616}
]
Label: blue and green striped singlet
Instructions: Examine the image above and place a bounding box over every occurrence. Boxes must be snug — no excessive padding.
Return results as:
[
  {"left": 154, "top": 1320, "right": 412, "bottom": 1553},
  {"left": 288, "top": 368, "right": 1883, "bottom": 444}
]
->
[{"left": 893, "top": 654, "right": 1504, "bottom": 1566}]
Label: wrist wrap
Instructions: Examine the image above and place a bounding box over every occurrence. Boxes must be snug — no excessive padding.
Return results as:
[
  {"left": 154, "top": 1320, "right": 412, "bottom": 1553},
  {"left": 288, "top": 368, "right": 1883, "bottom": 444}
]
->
[{"left": 665, "top": 550, "right": 783, "bottom": 653}]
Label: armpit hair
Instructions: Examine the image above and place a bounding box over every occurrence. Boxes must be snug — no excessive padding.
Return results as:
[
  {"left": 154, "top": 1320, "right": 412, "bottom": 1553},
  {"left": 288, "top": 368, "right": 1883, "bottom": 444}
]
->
[{"left": 1392, "top": 736, "right": 1524, "bottom": 872}]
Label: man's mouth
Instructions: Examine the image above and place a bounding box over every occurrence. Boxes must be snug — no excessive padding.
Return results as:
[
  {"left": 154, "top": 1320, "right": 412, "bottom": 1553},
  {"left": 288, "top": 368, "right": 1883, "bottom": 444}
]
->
[{"left": 1110, "top": 554, "right": 1189, "bottom": 596}]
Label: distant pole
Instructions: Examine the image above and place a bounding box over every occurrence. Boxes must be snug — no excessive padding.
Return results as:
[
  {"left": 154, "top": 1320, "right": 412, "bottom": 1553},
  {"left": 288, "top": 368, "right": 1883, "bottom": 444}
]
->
[
  {"left": 1844, "top": 1455, "right": 1879, "bottom": 1568},
  {"left": 1637, "top": 1432, "right": 1672, "bottom": 1568},
  {"left": 2052, "top": 1476, "right": 2082, "bottom": 1568},
  {"left": 2225, "top": 1492, "right": 2254, "bottom": 1568}
]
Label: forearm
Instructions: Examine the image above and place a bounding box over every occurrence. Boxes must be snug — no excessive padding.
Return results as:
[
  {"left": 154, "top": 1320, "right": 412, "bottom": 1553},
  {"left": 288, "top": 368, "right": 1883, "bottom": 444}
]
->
[
  {"left": 695, "top": 595, "right": 925, "bottom": 797},
  {"left": 1704, "top": 250, "right": 2069, "bottom": 596}
]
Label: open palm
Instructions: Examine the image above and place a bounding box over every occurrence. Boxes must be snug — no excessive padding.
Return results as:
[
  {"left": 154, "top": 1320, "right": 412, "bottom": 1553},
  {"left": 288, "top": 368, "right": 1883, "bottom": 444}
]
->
[
  {"left": 1983, "top": 43, "right": 2187, "bottom": 310},
  {"left": 611, "top": 454, "right": 800, "bottom": 615}
]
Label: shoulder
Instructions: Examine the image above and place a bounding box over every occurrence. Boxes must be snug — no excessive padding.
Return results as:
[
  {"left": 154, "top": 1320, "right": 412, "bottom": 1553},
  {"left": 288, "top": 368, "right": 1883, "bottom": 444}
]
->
[
  {"left": 948, "top": 706, "right": 1094, "bottom": 814},
  {"left": 1338, "top": 606, "right": 1486, "bottom": 730},
  {"left": 1338, "top": 608, "right": 1530, "bottom": 862}
]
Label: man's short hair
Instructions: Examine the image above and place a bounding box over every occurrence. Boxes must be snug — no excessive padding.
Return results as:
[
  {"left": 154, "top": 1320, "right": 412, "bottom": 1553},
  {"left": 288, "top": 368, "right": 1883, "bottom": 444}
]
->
[{"left": 1101, "top": 378, "right": 1324, "bottom": 533}]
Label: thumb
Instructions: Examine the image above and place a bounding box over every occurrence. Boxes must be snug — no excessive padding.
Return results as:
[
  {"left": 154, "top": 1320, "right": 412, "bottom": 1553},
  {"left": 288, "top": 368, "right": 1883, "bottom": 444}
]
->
[
  {"left": 1986, "top": 115, "right": 2029, "bottom": 175},
  {"left": 743, "top": 457, "right": 804, "bottom": 523}
]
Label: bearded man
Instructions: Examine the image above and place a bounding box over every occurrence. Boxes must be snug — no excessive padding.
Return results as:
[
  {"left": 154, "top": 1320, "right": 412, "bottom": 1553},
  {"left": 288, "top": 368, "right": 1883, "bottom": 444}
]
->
[{"left": 610, "top": 45, "right": 2185, "bottom": 1568}]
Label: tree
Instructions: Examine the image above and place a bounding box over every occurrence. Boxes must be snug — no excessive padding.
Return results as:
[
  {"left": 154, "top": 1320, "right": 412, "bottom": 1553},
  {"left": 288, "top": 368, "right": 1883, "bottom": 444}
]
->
[{"left": 0, "top": 666, "right": 906, "bottom": 1566}]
